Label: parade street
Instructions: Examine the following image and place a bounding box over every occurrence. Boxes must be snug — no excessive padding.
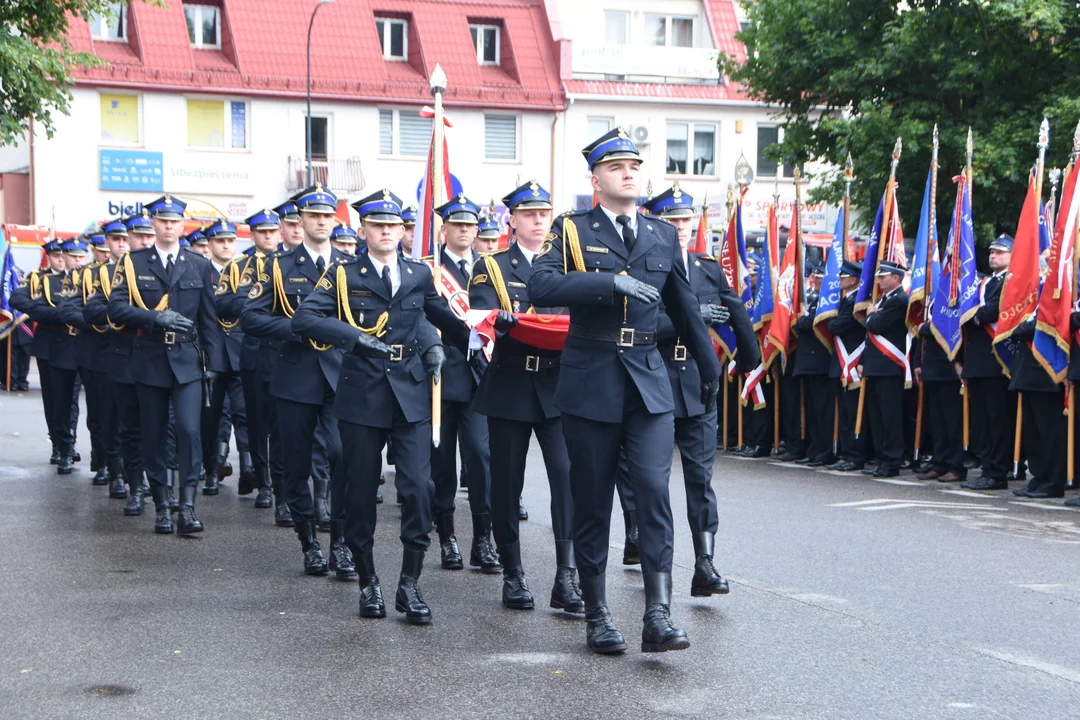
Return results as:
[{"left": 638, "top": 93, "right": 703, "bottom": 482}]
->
[{"left": 0, "top": 385, "right": 1078, "bottom": 720}]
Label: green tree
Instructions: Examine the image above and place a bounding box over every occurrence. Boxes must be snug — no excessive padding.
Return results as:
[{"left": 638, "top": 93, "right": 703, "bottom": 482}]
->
[
  {"left": 0, "top": 0, "right": 129, "bottom": 146},
  {"left": 722, "top": 0, "right": 1080, "bottom": 245}
]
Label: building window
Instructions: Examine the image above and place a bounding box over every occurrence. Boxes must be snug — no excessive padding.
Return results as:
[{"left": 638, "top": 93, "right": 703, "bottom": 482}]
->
[
  {"left": 645, "top": 14, "right": 695, "bottom": 48},
  {"left": 666, "top": 122, "right": 715, "bottom": 176},
  {"left": 604, "top": 11, "right": 628, "bottom": 45},
  {"left": 186, "top": 99, "right": 248, "bottom": 149},
  {"left": 399, "top": 113, "right": 432, "bottom": 156},
  {"left": 375, "top": 18, "right": 408, "bottom": 60},
  {"left": 89, "top": 2, "right": 126, "bottom": 41},
  {"left": 306, "top": 117, "right": 328, "bottom": 160},
  {"left": 379, "top": 110, "right": 393, "bottom": 155},
  {"left": 100, "top": 93, "right": 140, "bottom": 145},
  {"left": 587, "top": 117, "right": 613, "bottom": 142},
  {"left": 185, "top": 4, "right": 221, "bottom": 49},
  {"left": 757, "top": 125, "right": 795, "bottom": 177},
  {"left": 470, "top": 24, "right": 500, "bottom": 65},
  {"left": 484, "top": 114, "right": 518, "bottom": 160}
]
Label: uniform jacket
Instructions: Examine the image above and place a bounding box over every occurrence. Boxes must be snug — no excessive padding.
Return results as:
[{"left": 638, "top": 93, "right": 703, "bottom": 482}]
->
[
  {"left": 915, "top": 323, "right": 961, "bottom": 383},
  {"left": 11, "top": 270, "right": 81, "bottom": 371},
  {"left": 862, "top": 286, "right": 909, "bottom": 378},
  {"left": 240, "top": 245, "right": 347, "bottom": 404},
  {"left": 961, "top": 272, "right": 1006, "bottom": 379},
  {"left": 529, "top": 205, "right": 725, "bottom": 423},
  {"left": 793, "top": 293, "right": 831, "bottom": 377},
  {"left": 74, "top": 262, "right": 112, "bottom": 373},
  {"left": 209, "top": 263, "right": 243, "bottom": 373},
  {"left": 1068, "top": 312, "right": 1080, "bottom": 382},
  {"left": 469, "top": 242, "right": 563, "bottom": 423},
  {"left": 108, "top": 245, "right": 223, "bottom": 388},
  {"left": 827, "top": 291, "right": 864, "bottom": 380},
  {"left": 10, "top": 269, "right": 53, "bottom": 361},
  {"left": 217, "top": 252, "right": 277, "bottom": 380},
  {"left": 1008, "top": 319, "right": 1061, "bottom": 393},
  {"left": 290, "top": 252, "right": 467, "bottom": 428},
  {"left": 83, "top": 260, "right": 138, "bottom": 385}
]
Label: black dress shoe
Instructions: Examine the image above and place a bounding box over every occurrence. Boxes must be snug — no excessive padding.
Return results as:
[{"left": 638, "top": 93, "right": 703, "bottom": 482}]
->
[
  {"left": 355, "top": 551, "right": 386, "bottom": 618},
  {"left": 329, "top": 521, "right": 357, "bottom": 581},
  {"left": 274, "top": 501, "right": 294, "bottom": 527},
  {"left": 622, "top": 511, "right": 640, "bottom": 565},
  {"left": 793, "top": 457, "right": 813, "bottom": 465},
  {"left": 829, "top": 461, "right": 864, "bottom": 472},
  {"left": 470, "top": 513, "right": 501, "bottom": 573},
  {"left": 641, "top": 572, "right": 689, "bottom": 653},
  {"left": 519, "top": 502, "right": 528, "bottom": 521},
  {"left": 72, "top": 451, "right": 81, "bottom": 463},
  {"left": 899, "top": 459, "right": 914, "bottom": 470},
  {"left": 872, "top": 468, "right": 900, "bottom": 478},
  {"left": 550, "top": 540, "right": 584, "bottom": 613},
  {"left": 176, "top": 506, "right": 204, "bottom": 534},
  {"left": 108, "top": 471, "right": 127, "bottom": 498},
  {"left": 124, "top": 487, "right": 144, "bottom": 516},
  {"left": 92, "top": 467, "right": 109, "bottom": 486},
  {"left": 499, "top": 542, "right": 534, "bottom": 610},
  {"left": 254, "top": 485, "right": 273, "bottom": 508},
  {"left": 154, "top": 506, "right": 174, "bottom": 534},
  {"left": 774, "top": 450, "right": 801, "bottom": 462},
  {"left": 375, "top": 490, "right": 383, "bottom": 505},
  {"left": 580, "top": 575, "right": 626, "bottom": 654},
  {"left": 50, "top": 446, "right": 60, "bottom": 465},
  {"left": 741, "top": 445, "right": 771, "bottom": 458},
  {"left": 806, "top": 459, "right": 830, "bottom": 468},
  {"left": 1064, "top": 496, "right": 1080, "bottom": 507},
  {"left": 690, "top": 533, "right": 730, "bottom": 596},
  {"left": 57, "top": 453, "right": 74, "bottom": 475},
  {"left": 395, "top": 549, "right": 432, "bottom": 625},
  {"left": 435, "top": 512, "right": 463, "bottom": 570},
  {"left": 959, "top": 477, "right": 1009, "bottom": 490},
  {"left": 202, "top": 473, "right": 220, "bottom": 496},
  {"left": 861, "top": 467, "right": 878, "bottom": 476},
  {"left": 295, "top": 521, "right": 328, "bottom": 575},
  {"left": 1013, "top": 488, "right": 1064, "bottom": 499}
]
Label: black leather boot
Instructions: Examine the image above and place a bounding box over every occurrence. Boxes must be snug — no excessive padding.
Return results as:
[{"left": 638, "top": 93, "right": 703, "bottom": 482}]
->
[
  {"left": 551, "top": 539, "right": 585, "bottom": 613},
  {"left": 92, "top": 465, "right": 109, "bottom": 485},
  {"left": 435, "top": 512, "right": 463, "bottom": 570},
  {"left": 202, "top": 463, "right": 220, "bottom": 495},
  {"left": 519, "top": 500, "right": 528, "bottom": 521},
  {"left": 238, "top": 451, "right": 255, "bottom": 488},
  {"left": 295, "top": 520, "right": 328, "bottom": 575},
  {"left": 312, "top": 476, "right": 331, "bottom": 532},
  {"left": 176, "top": 484, "right": 204, "bottom": 535},
  {"left": 470, "top": 512, "right": 501, "bottom": 573},
  {"left": 272, "top": 475, "right": 293, "bottom": 527},
  {"left": 166, "top": 470, "right": 179, "bottom": 512},
  {"left": 57, "top": 442, "right": 74, "bottom": 475},
  {"left": 124, "top": 472, "right": 145, "bottom": 516},
  {"left": 328, "top": 521, "right": 357, "bottom": 581},
  {"left": 217, "top": 442, "right": 233, "bottom": 480},
  {"left": 622, "top": 511, "right": 640, "bottom": 565},
  {"left": 395, "top": 549, "right": 432, "bottom": 625},
  {"left": 498, "top": 542, "right": 534, "bottom": 610},
  {"left": 580, "top": 574, "right": 626, "bottom": 654},
  {"left": 72, "top": 449, "right": 81, "bottom": 462},
  {"left": 254, "top": 467, "right": 273, "bottom": 509},
  {"left": 356, "top": 550, "right": 385, "bottom": 618},
  {"left": 50, "top": 443, "right": 60, "bottom": 465},
  {"left": 152, "top": 485, "right": 174, "bottom": 534},
  {"left": 641, "top": 572, "right": 689, "bottom": 653},
  {"left": 107, "top": 460, "right": 127, "bottom": 499},
  {"left": 690, "top": 532, "right": 730, "bottom": 596}
]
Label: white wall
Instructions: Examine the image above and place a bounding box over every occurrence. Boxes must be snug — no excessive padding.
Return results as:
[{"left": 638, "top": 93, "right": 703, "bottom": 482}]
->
[{"left": 0, "top": 135, "right": 29, "bottom": 173}]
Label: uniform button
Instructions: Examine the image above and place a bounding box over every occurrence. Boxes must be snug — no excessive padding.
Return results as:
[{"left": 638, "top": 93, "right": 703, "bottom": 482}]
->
[{"left": 619, "top": 350, "right": 624, "bottom": 354}]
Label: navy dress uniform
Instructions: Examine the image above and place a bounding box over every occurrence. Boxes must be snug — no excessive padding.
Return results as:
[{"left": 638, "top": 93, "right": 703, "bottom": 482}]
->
[
  {"left": 241, "top": 185, "right": 353, "bottom": 578},
  {"left": 825, "top": 261, "right": 869, "bottom": 471},
  {"left": 426, "top": 195, "right": 499, "bottom": 574},
  {"left": 914, "top": 323, "right": 966, "bottom": 481},
  {"left": 793, "top": 264, "right": 836, "bottom": 466},
  {"left": 291, "top": 189, "right": 466, "bottom": 624},
  {"left": 330, "top": 223, "right": 359, "bottom": 255},
  {"left": 529, "top": 129, "right": 724, "bottom": 654},
  {"left": 861, "top": 260, "right": 910, "bottom": 477},
  {"left": 108, "top": 195, "right": 224, "bottom": 535},
  {"left": 469, "top": 180, "right": 582, "bottom": 612},
  {"left": 1009, "top": 319, "right": 1067, "bottom": 498}
]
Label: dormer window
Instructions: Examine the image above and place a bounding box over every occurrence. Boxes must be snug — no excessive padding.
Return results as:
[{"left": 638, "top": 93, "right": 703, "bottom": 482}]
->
[
  {"left": 89, "top": 1, "right": 126, "bottom": 41},
  {"left": 185, "top": 4, "right": 221, "bottom": 49},
  {"left": 376, "top": 18, "right": 408, "bottom": 61},
  {"left": 469, "top": 24, "right": 500, "bottom": 65}
]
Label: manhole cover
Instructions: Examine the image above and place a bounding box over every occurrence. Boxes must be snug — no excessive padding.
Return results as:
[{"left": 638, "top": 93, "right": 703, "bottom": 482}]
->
[{"left": 86, "top": 684, "right": 137, "bottom": 697}]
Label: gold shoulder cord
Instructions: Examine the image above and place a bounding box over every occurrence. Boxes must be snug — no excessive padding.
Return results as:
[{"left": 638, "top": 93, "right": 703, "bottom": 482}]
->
[
  {"left": 483, "top": 255, "right": 512, "bottom": 312},
  {"left": 124, "top": 254, "right": 169, "bottom": 311},
  {"left": 85, "top": 266, "right": 109, "bottom": 334},
  {"left": 217, "top": 259, "right": 241, "bottom": 330},
  {"left": 335, "top": 264, "right": 389, "bottom": 337},
  {"left": 104, "top": 258, "right": 126, "bottom": 331},
  {"left": 29, "top": 271, "right": 42, "bottom": 300},
  {"left": 271, "top": 257, "right": 332, "bottom": 351},
  {"left": 563, "top": 218, "right": 585, "bottom": 274}
]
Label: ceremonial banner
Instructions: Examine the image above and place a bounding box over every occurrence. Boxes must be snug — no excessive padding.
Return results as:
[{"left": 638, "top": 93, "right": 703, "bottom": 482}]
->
[
  {"left": 757, "top": 203, "right": 781, "bottom": 368},
  {"left": 993, "top": 171, "right": 1042, "bottom": 369},
  {"left": 691, "top": 193, "right": 709, "bottom": 254},
  {"left": 0, "top": 229, "right": 27, "bottom": 341},
  {"left": 413, "top": 112, "right": 453, "bottom": 259},
  {"left": 855, "top": 179, "right": 905, "bottom": 322},
  {"left": 907, "top": 168, "right": 941, "bottom": 333},
  {"left": 713, "top": 195, "right": 752, "bottom": 360},
  {"left": 767, "top": 199, "right": 803, "bottom": 367},
  {"left": 813, "top": 206, "right": 845, "bottom": 350},
  {"left": 928, "top": 174, "right": 978, "bottom": 360},
  {"left": 1033, "top": 161, "right": 1080, "bottom": 382},
  {"left": 854, "top": 197, "right": 885, "bottom": 323}
]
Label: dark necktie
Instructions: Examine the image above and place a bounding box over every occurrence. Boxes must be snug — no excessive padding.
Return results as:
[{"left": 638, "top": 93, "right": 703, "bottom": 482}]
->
[
  {"left": 165, "top": 254, "right": 174, "bottom": 281},
  {"left": 382, "top": 265, "right": 393, "bottom": 298},
  {"left": 616, "top": 215, "right": 635, "bottom": 252},
  {"left": 458, "top": 258, "right": 470, "bottom": 282},
  {"left": 316, "top": 256, "right": 326, "bottom": 275}
]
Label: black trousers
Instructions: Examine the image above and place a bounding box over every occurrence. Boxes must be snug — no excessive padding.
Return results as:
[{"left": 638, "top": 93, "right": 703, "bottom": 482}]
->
[
  {"left": 201, "top": 370, "right": 244, "bottom": 471},
  {"left": 489, "top": 416, "right": 573, "bottom": 549},
  {"left": 37, "top": 357, "right": 54, "bottom": 442},
  {"left": 48, "top": 366, "right": 78, "bottom": 449},
  {"left": 432, "top": 400, "right": 490, "bottom": 517},
  {"left": 79, "top": 366, "right": 105, "bottom": 468},
  {"left": 968, "top": 376, "right": 1012, "bottom": 480},
  {"left": 261, "top": 379, "right": 285, "bottom": 483},
  {"left": 92, "top": 370, "right": 121, "bottom": 472},
  {"left": 2, "top": 340, "right": 30, "bottom": 385},
  {"left": 866, "top": 375, "right": 905, "bottom": 472},
  {"left": 801, "top": 374, "right": 836, "bottom": 463},
  {"left": 137, "top": 380, "right": 202, "bottom": 496},
  {"left": 114, "top": 379, "right": 142, "bottom": 476},
  {"left": 340, "top": 400, "right": 433, "bottom": 554},
  {"left": 720, "top": 372, "right": 739, "bottom": 448},
  {"left": 780, "top": 369, "right": 804, "bottom": 452},
  {"left": 742, "top": 398, "right": 770, "bottom": 449},
  {"left": 240, "top": 370, "right": 268, "bottom": 471},
  {"left": 562, "top": 381, "right": 675, "bottom": 577},
  {"left": 1022, "top": 389, "right": 1067, "bottom": 495},
  {"left": 924, "top": 380, "right": 965, "bottom": 475},
  {"left": 311, "top": 411, "right": 333, "bottom": 485},
  {"left": 214, "top": 372, "right": 248, "bottom": 451},
  {"left": 276, "top": 384, "right": 341, "bottom": 524},
  {"left": 835, "top": 379, "right": 867, "bottom": 465}
]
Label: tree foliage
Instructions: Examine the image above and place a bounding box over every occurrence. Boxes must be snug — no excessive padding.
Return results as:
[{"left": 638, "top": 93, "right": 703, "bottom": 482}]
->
[{"left": 722, "top": 0, "right": 1080, "bottom": 245}]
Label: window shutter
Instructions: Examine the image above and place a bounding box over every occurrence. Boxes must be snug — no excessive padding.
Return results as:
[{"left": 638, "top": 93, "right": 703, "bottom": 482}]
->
[
  {"left": 379, "top": 110, "right": 393, "bottom": 155},
  {"left": 485, "top": 115, "right": 517, "bottom": 160},
  {"left": 399, "top": 113, "right": 432, "bottom": 156}
]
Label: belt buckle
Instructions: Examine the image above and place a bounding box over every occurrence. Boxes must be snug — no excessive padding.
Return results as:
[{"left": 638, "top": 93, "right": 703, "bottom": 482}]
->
[
  {"left": 164, "top": 331, "right": 176, "bottom": 345},
  {"left": 673, "top": 344, "right": 687, "bottom": 361},
  {"left": 389, "top": 344, "right": 404, "bottom": 361},
  {"left": 618, "top": 328, "right": 635, "bottom": 347},
  {"left": 67, "top": 325, "right": 78, "bottom": 336},
  {"left": 525, "top": 355, "right": 540, "bottom": 372}
]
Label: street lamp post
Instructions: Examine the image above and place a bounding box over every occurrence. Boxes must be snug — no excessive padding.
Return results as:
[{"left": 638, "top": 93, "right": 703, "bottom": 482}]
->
[{"left": 306, "top": 0, "right": 334, "bottom": 187}]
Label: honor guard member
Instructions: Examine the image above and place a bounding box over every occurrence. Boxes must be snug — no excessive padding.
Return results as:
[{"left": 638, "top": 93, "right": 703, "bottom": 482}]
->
[
  {"left": 89, "top": 231, "right": 110, "bottom": 265},
  {"left": 473, "top": 214, "right": 501, "bottom": 254},
  {"left": 469, "top": 180, "right": 583, "bottom": 613},
  {"left": 622, "top": 184, "right": 755, "bottom": 597},
  {"left": 275, "top": 200, "right": 304, "bottom": 251},
  {"left": 825, "top": 260, "right": 869, "bottom": 471},
  {"left": 241, "top": 185, "right": 354, "bottom": 577},
  {"left": 792, "top": 262, "right": 835, "bottom": 466},
  {"left": 957, "top": 235, "right": 1014, "bottom": 490},
  {"left": 108, "top": 194, "right": 224, "bottom": 534},
  {"left": 912, "top": 317, "right": 966, "bottom": 482},
  {"left": 1066, "top": 310, "right": 1080, "bottom": 506},
  {"left": 860, "top": 260, "right": 909, "bottom": 478},
  {"left": 187, "top": 228, "right": 210, "bottom": 258},
  {"left": 400, "top": 205, "right": 417, "bottom": 256},
  {"left": 218, "top": 209, "right": 292, "bottom": 525},
  {"left": 330, "top": 223, "right": 359, "bottom": 256},
  {"left": 427, "top": 194, "right": 499, "bottom": 574},
  {"left": 291, "top": 188, "right": 464, "bottom": 624},
  {"left": 1008, "top": 316, "right": 1067, "bottom": 498},
  {"left": 530, "top": 129, "right": 724, "bottom": 655}
]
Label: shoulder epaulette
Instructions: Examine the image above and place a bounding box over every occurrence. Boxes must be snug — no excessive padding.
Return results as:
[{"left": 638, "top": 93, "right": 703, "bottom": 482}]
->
[
  {"left": 698, "top": 255, "right": 719, "bottom": 263},
  {"left": 487, "top": 247, "right": 510, "bottom": 257},
  {"left": 419, "top": 254, "right": 435, "bottom": 263},
  {"left": 403, "top": 254, "right": 427, "bottom": 265},
  {"left": 336, "top": 254, "right": 360, "bottom": 266},
  {"left": 129, "top": 246, "right": 152, "bottom": 256}
]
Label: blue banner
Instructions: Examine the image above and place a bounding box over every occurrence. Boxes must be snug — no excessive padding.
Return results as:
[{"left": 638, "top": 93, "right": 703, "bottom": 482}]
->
[
  {"left": 854, "top": 197, "right": 886, "bottom": 318},
  {"left": 814, "top": 206, "right": 845, "bottom": 340},
  {"left": 929, "top": 176, "right": 979, "bottom": 360},
  {"left": 99, "top": 149, "right": 164, "bottom": 192}
]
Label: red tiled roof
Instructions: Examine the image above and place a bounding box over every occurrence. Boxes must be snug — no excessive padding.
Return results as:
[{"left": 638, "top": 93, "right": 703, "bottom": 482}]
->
[
  {"left": 704, "top": 0, "right": 747, "bottom": 64},
  {"left": 68, "top": 0, "right": 564, "bottom": 111}
]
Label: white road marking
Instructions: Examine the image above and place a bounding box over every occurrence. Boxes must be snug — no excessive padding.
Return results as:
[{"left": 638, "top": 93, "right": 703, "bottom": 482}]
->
[
  {"left": 976, "top": 648, "right": 1080, "bottom": 685},
  {"left": 939, "top": 489, "right": 995, "bottom": 498},
  {"left": 1009, "top": 501, "right": 1078, "bottom": 512},
  {"left": 872, "top": 477, "right": 924, "bottom": 486},
  {"left": 830, "top": 498, "right": 1003, "bottom": 512}
]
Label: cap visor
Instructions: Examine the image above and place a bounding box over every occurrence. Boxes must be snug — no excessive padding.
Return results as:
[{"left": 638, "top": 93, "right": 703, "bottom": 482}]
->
[
  {"left": 361, "top": 213, "right": 403, "bottom": 224},
  {"left": 299, "top": 205, "right": 337, "bottom": 214},
  {"left": 445, "top": 213, "right": 478, "bottom": 224}
]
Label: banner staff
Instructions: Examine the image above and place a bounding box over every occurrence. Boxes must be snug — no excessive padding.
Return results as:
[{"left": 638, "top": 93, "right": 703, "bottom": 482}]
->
[{"left": 429, "top": 64, "right": 447, "bottom": 447}]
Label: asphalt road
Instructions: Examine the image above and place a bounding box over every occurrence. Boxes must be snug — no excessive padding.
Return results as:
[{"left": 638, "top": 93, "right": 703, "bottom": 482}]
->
[{"left": 1, "top": 382, "right": 1079, "bottom": 719}]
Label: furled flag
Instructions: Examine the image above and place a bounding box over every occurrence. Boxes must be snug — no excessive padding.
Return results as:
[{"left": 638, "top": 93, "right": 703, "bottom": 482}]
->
[
  {"left": 713, "top": 192, "right": 752, "bottom": 360},
  {"left": 928, "top": 174, "right": 979, "bottom": 359},
  {"left": 813, "top": 206, "right": 845, "bottom": 350},
  {"left": 757, "top": 202, "right": 781, "bottom": 368},
  {"left": 413, "top": 109, "right": 454, "bottom": 259},
  {"left": 992, "top": 168, "right": 1043, "bottom": 368},
  {"left": 691, "top": 193, "right": 709, "bottom": 254},
  {"left": 767, "top": 199, "right": 804, "bottom": 368},
  {"left": 855, "top": 172, "right": 906, "bottom": 323},
  {"left": 906, "top": 167, "right": 941, "bottom": 332},
  {"left": 1032, "top": 160, "right": 1080, "bottom": 382},
  {"left": 0, "top": 227, "right": 27, "bottom": 341},
  {"left": 854, "top": 197, "right": 886, "bottom": 323}
]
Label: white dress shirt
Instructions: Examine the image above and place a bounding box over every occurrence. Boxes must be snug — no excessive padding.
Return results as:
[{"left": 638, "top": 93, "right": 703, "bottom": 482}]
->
[
  {"left": 368, "top": 254, "right": 401, "bottom": 296},
  {"left": 302, "top": 242, "right": 332, "bottom": 270}
]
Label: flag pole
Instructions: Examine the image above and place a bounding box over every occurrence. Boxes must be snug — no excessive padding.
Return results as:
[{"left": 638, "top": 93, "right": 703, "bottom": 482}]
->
[
  {"left": 856, "top": 137, "right": 903, "bottom": 438},
  {"left": 1067, "top": 122, "right": 1080, "bottom": 491},
  {"left": 725, "top": 182, "right": 736, "bottom": 450},
  {"left": 837, "top": 154, "right": 853, "bottom": 454},
  {"left": 915, "top": 126, "right": 940, "bottom": 461},
  {"left": 722, "top": 366, "right": 730, "bottom": 451},
  {"left": 961, "top": 128, "right": 973, "bottom": 451},
  {"left": 772, "top": 175, "right": 782, "bottom": 450},
  {"left": 429, "top": 64, "right": 447, "bottom": 448},
  {"left": 793, "top": 165, "right": 807, "bottom": 442}
]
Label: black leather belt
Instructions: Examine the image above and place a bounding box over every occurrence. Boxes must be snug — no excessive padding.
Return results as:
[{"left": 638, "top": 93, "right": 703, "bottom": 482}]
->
[
  {"left": 138, "top": 328, "right": 195, "bottom": 345},
  {"left": 498, "top": 354, "right": 560, "bottom": 372},
  {"left": 354, "top": 340, "right": 419, "bottom": 361},
  {"left": 569, "top": 325, "right": 656, "bottom": 347},
  {"left": 659, "top": 343, "right": 692, "bottom": 361}
]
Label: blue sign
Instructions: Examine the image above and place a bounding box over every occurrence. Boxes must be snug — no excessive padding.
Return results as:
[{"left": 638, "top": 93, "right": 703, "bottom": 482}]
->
[
  {"left": 230, "top": 102, "right": 246, "bottom": 149},
  {"left": 99, "top": 149, "right": 164, "bottom": 192}
]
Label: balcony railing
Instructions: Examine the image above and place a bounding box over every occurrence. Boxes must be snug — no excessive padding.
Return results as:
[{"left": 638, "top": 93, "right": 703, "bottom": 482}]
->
[
  {"left": 572, "top": 43, "right": 719, "bottom": 82},
  {"left": 287, "top": 156, "right": 366, "bottom": 193}
]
